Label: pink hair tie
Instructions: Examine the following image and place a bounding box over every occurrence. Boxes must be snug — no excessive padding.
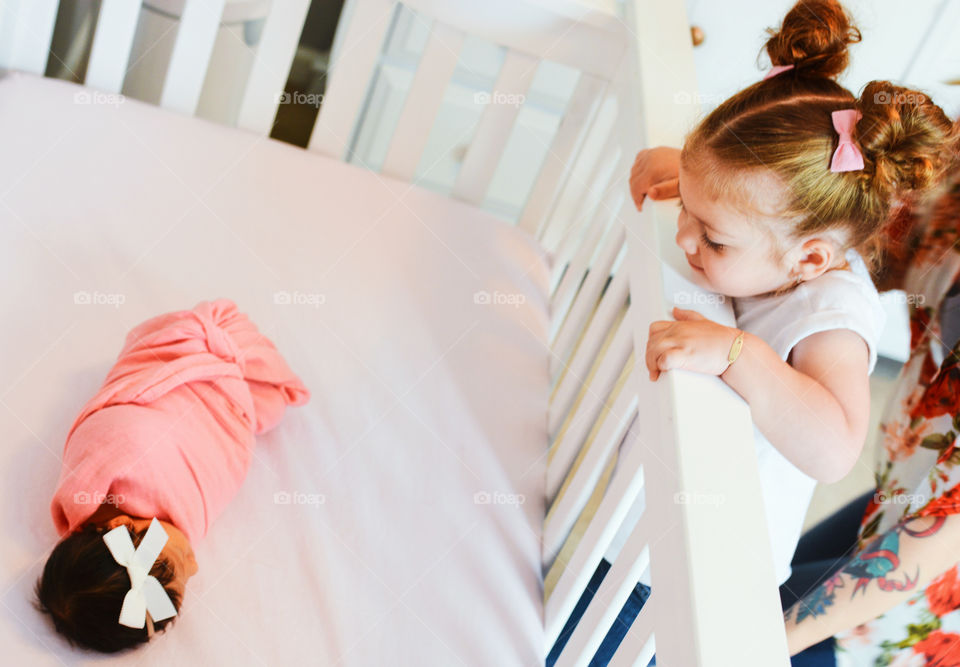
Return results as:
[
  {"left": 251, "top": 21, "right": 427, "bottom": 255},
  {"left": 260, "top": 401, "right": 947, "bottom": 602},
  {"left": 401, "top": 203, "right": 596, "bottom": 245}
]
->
[
  {"left": 763, "top": 64, "right": 794, "bottom": 80},
  {"left": 829, "top": 109, "right": 865, "bottom": 172}
]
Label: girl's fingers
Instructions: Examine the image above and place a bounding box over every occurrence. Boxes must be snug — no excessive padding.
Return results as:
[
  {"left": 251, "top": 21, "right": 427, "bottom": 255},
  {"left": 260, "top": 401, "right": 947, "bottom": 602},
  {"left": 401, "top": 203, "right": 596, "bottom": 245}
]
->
[
  {"left": 648, "top": 177, "right": 680, "bottom": 200},
  {"left": 672, "top": 307, "right": 703, "bottom": 321},
  {"left": 647, "top": 348, "right": 660, "bottom": 380},
  {"left": 629, "top": 152, "right": 659, "bottom": 211},
  {"left": 629, "top": 177, "right": 648, "bottom": 210},
  {"left": 647, "top": 346, "right": 682, "bottom": 381},
  {"left": 649, "top": 320, "right": 671, "bottom": 334},
  {"left": 658, "top": 348, "right": 684, "bottom": 372},
  {"left": 645, "top": 337, "right": 663, "bottom": 376},
  {"left": 633, "top": 178, "right": 679, "bottom": 212},
  {"left": 646, "top": 333, "right": 678, "bottom": 379}
]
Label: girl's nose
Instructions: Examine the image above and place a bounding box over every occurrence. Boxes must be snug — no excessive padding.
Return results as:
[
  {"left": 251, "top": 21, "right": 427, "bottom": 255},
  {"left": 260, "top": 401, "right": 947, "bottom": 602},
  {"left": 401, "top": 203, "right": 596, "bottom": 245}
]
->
[{"left": 675, "top": 213, "right": 698, "bottom": 255}]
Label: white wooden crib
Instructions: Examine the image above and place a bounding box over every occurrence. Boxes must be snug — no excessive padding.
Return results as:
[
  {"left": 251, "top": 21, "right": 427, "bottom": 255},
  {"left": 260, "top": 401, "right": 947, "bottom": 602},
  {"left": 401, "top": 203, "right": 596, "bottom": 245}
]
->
[{"left": 0, "top": 0, "right": 791, "bottom": 663}]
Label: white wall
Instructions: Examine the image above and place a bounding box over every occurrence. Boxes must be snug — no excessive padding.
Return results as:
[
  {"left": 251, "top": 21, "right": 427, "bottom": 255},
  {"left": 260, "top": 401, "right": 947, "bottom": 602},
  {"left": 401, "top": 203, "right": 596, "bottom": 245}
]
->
[{"left": 687, "top": 0, "right": 960, "bottom": 118}]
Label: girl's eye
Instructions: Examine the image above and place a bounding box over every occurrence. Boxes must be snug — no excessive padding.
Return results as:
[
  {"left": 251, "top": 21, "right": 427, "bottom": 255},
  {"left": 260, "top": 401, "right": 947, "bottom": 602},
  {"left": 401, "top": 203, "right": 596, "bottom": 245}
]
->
[{"left": 700, "top": 231, "right": 724, "bottom": 252}]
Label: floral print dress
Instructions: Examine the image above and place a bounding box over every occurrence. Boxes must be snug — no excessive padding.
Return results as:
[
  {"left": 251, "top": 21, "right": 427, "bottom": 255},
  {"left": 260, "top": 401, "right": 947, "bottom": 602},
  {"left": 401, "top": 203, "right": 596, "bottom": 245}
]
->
[{"left": 835, "top": 173, "right": 960, "bottom": 667}]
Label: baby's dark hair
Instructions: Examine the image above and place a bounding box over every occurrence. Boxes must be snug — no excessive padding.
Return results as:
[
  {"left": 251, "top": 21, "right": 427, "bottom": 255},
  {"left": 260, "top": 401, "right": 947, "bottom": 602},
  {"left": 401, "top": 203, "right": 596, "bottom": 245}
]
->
[{"left": 34, "top": 523, "right": 181, "bottom": 653}]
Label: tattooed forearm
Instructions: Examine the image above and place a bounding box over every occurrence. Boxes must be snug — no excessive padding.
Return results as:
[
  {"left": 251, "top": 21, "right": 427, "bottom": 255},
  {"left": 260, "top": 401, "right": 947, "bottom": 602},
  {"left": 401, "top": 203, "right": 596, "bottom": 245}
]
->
[
  {"left": 790, "top": 516, "right": 946, "bottom": 624},
  {"left": 795, "top": 574, "right": 845, "bottom": 623}
]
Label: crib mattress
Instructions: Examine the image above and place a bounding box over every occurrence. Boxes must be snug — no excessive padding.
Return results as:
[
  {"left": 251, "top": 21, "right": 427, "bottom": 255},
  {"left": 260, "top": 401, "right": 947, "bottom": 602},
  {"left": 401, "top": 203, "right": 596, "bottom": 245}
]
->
[{"left": 0, "top": 72, "right": 549, "bottom": 665}]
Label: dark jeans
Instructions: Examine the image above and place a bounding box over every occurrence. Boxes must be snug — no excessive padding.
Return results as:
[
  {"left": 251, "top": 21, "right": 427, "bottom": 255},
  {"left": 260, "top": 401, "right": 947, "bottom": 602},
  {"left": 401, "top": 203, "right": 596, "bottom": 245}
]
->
[
  {"left": 546, "top": 558, "right": 653, "bottom": 667},
  {"left": 781, "top": 490, "right": 873, "bottom": 667}
]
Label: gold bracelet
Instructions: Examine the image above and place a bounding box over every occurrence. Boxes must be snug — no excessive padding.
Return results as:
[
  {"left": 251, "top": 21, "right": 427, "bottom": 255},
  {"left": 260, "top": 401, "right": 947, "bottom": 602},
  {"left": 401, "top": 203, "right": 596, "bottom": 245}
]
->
[{"left": 727, "top": 330, "right": 745, "bottom": 365}]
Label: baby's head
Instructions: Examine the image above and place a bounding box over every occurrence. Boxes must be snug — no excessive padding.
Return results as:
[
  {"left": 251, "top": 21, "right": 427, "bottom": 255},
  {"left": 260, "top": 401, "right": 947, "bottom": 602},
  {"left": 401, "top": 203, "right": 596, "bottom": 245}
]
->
[
  {"left": 677, "top": 0, "right": 958, "bottom": 298},
  {"left": 35, "top": 516, "right": 197, "bottom": 653}
]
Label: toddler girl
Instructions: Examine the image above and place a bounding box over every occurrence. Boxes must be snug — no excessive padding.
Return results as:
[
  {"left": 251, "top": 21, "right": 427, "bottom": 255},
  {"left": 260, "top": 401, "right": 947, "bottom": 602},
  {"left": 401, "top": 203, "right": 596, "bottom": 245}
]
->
[{"left": 637, "top": 0, "right": 956, "bottom": 585}]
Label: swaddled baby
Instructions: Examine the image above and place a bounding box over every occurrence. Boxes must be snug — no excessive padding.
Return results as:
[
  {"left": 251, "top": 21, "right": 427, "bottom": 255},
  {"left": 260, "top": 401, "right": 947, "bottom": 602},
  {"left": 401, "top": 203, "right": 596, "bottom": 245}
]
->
[{"left": 35, "top": 299, "right": 309, "bottom": 652}]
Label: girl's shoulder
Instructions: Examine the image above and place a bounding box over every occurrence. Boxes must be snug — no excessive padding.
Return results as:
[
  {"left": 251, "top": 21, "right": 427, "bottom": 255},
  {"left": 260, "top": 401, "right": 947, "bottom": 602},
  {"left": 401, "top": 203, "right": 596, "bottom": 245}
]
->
[{"left": 734, "top": 249, "right": 886, "bottom": 369}]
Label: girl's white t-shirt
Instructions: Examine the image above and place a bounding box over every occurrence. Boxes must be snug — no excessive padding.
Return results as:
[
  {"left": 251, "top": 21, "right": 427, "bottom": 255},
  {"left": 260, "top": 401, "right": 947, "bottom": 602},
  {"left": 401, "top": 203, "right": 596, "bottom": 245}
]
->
[
  {"left": 731, "top": 248, "right": 886, "bottom": 584},
  {"left": 605, "top": 249, "right": 886, "bottom": 586}
]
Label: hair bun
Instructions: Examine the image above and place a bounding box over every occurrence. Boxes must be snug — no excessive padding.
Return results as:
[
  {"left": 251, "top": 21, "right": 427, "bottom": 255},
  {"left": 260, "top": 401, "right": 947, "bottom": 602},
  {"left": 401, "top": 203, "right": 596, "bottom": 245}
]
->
[
  {"left": 764, "top": 0, "right": 861, "bottom": 80},
  {"left": 857, "top": 80, "right": 958, "bottom": 200}
]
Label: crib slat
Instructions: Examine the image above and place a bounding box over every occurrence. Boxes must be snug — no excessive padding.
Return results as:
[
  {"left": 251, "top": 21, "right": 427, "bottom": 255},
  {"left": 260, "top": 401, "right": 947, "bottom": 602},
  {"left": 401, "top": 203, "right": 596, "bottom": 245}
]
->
[
  {"left": 544, "top": 424, "right": 647, "bottom": 645},
  {"left": 608, "top": 601, "right": 656, "bottom": 667},
  {"left": 555, "top": 529, "right": 651, "bottom": 667},
  {"left": 547, "top": 313, "right": 633, "bottom": 502},
  {"left": 380, "top": 22, "right": 465, "bottom": 181},
  {"left": 549, "top": 205, "right": 623, "bottom": 346},
  {"left": 309, "top": 0, "right": 395, "bottom": 158},
  {"left": 451, "top": 49, "right": 537, "bottom": 204},
  {"left": 85, "top": 0, "right": 142, "bottom": 93},
  {"left": 550, "top": 223, "right": 626, "bottom": 380},
  {"left": 0, "top": 0, "right": 58, "bottom": 75},
  {"left": 546, "top": 453, "right": 618, "bottom": 612},
  {"left": 518, "top": 73, "right": 606, "bottom": 236},
  {"left": 550, "top": 188, "right": 622, "bottom": 298},
  {"left": 548, "top": 299, "right": 628, "bottom": 451},
  {"left": 537, "top": 95, "right": 619, "bottom": 250},
  {"left": 548, "top": 189, "right": 625, "bottom": 296},
  {"left": 542, "top": 144, "right": 624, "bottom": 260},
  {"left": 549, "top": 271, "right": 629, "bottom": 437},
  {"left": 543, "top": 365, "right": 637, "bottom": 568},
  {"left": 159, "top": 0, "right": 226, "bottom": 115},
  {"left": 235, "top": 0, "right": 312, "bottom": 133},
  {"left": 541, "top": 149, "right": 622, "bottom": 261}
]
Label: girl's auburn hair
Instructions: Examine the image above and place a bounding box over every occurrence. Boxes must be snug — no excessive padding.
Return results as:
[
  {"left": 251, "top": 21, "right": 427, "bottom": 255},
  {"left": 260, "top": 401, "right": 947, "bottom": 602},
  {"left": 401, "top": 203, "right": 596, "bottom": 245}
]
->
[{"left": 680, "top": 0, "right": 959, "bottom": 275}]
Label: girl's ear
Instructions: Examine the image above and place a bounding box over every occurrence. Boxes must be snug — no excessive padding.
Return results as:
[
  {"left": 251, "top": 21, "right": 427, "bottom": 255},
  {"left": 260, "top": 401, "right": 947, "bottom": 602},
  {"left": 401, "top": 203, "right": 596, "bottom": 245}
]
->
[{"left": 794, "top": 238, "right": 836, "bottom": 282}]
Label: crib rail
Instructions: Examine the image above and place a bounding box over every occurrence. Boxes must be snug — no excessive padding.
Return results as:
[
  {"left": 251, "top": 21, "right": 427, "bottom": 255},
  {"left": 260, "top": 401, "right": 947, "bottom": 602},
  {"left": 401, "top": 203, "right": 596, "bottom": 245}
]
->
[
  {"left": 540, "top": 2, "right": 791, "bottom": 665},
  {"left": 0, "top": 0, "right": 792, "bottom": 663}
]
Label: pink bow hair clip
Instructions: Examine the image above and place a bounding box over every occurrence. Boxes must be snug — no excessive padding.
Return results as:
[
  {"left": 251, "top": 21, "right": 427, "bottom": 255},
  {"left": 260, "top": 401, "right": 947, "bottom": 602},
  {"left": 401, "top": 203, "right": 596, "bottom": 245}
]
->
[
  {"left": 763, "top": 64, "right": 794, "bottom": 80},
  {"left": 829, "top": 109, "right": 865, "bottom": 172}
]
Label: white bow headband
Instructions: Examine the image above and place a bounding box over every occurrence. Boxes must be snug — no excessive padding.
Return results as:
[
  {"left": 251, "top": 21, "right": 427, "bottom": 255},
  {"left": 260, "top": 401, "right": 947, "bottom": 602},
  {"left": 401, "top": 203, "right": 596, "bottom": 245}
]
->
[{"left": 101, "top": 518, "right": 178, "bottom": 629}]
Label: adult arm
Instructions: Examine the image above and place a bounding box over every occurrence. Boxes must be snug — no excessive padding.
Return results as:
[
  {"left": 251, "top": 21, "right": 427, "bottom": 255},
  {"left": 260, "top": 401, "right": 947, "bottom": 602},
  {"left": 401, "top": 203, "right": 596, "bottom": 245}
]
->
[{"left": 784, "top": 512, "right": 960, "bottom": 655}]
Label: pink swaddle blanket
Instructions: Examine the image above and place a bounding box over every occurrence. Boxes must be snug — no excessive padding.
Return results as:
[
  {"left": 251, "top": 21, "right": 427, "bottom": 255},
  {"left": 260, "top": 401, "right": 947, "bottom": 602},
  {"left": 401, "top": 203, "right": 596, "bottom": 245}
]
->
[{"left": 51, "top": 299, "right": 310, "bottom": 542}]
